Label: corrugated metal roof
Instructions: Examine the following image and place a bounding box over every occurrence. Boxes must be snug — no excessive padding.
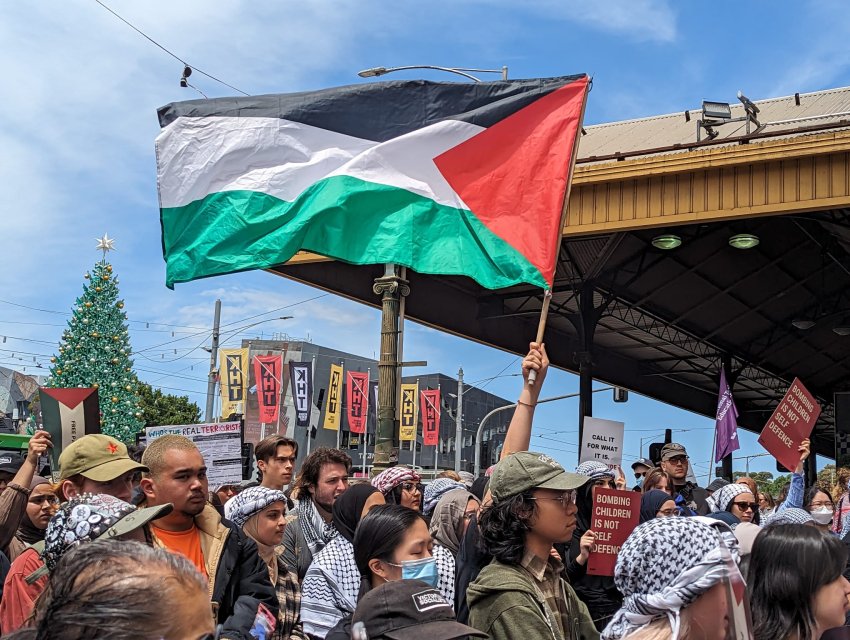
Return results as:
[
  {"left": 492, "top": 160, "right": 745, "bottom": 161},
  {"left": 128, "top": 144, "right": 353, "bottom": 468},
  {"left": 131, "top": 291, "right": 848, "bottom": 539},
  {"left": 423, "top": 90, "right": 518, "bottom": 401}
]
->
[{"left": 579, "top": 86, "right": 850, "bottom": 160}]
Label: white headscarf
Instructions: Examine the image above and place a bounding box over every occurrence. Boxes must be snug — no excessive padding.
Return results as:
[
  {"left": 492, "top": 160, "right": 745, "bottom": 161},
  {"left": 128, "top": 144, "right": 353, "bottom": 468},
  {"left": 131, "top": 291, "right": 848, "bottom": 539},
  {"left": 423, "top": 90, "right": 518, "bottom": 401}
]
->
[{"left": 706, "top": 482, "right": 751, "bottom": 513}]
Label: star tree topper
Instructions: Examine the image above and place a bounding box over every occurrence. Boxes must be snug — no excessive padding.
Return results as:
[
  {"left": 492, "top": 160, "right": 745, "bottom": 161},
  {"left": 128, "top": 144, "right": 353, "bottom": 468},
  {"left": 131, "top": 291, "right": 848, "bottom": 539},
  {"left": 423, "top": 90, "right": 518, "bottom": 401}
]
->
[{"left": 95, "top": 233, "right": 116, "bottom": 258}]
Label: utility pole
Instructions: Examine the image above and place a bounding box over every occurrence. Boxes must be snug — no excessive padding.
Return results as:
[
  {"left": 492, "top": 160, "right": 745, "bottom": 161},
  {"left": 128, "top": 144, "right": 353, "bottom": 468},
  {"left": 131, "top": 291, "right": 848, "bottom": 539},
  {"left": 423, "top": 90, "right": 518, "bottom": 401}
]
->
[
  {"left": 204, "top": 299, "right": 222, "bottom": 422},
  {"left": 454, "top": 367, "right": 464, "bottom": 472}
]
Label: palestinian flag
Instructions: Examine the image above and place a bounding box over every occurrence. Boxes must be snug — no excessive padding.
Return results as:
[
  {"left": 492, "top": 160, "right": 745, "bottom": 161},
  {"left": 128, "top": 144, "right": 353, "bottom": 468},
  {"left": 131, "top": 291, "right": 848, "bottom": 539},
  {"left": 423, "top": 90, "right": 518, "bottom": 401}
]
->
[{"left": 156, "top": 75, "right": 589, "bottom": 290}]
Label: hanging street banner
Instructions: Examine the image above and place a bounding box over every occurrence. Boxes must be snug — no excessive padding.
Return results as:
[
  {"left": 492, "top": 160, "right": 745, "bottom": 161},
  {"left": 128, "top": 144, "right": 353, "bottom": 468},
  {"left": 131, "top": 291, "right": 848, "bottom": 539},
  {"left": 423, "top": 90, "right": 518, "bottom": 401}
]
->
[
  {"left": 714, "top": 368, "right": 741, "bottom": 463},
  {"left": 399, "top": 383, "right": 419, "bottom": 442},
  {"left": 289, "top": 361, "right": 313, "bottom": 428},
  {"left": 156, "top": 76, "right": 590, "bottom": 292},
  {"left": 346, "top": 371, "right": 369, "bottom": 434},
  {"left": 579, "top": 417, "right": 624, "bottom": 468},
  {"left": 323, "top": 363, "right": 344, "bottom": 431},
  {"left": 39, "top": 387, "right": 101, "bottom": 470},
  {"left": 146, "top": 421, "right": 242, "bottom": 488},
  {"left": 421, "top": 389, "right": 441, "bottom": 447},
  {"left": 253, "top": 355, "right": 282, "bottom": 424},
  {"left": 587, "top": 487, "right": 640, "bottom": 576},
  {"left": 758, "top": 378, "right": 821, "bottom": 472},
  {"left": 219, "top": 348, "right": 249, "bottom": 417}
]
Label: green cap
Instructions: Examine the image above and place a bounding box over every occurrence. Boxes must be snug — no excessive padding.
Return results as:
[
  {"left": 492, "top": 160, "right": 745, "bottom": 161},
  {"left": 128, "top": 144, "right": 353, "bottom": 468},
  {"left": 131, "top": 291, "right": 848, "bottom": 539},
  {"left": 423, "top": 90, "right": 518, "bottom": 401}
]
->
[
  {"left": 58, "top": 434, "right": 147, "bottom": 482},
  {"left": 489, "top": 451, "right": 589, "bottom": 502},
  {"left": 101, "top": 503, "right": 173, "bottom": 540}
]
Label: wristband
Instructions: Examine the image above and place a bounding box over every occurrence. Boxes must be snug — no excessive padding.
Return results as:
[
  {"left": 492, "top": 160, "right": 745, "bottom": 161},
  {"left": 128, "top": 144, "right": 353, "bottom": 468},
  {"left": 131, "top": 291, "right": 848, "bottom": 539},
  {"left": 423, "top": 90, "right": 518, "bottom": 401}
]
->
[{"left": 517, "top": 399, "right": 537, "bottom": 408}]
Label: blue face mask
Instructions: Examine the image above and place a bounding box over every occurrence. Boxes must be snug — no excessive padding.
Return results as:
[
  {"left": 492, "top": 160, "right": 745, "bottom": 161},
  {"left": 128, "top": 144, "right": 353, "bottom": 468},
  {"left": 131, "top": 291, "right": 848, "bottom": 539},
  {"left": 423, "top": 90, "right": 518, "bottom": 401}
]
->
[
  {"left": 390, "top": 557, "right": 439, "bottom": 588},
  {"left": 635, "top": 475, "right": 645, "bottom": 489}
]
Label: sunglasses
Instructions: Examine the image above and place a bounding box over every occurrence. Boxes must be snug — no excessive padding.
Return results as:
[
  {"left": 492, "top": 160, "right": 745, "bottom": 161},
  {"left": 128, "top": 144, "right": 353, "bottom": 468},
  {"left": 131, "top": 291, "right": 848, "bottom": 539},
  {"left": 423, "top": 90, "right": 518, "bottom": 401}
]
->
[
  {"left": 731, "top": 501, "right": 758, "bottom": 512},
  {"left": 666, "top": 456, "right": 689, "bottom": 465},
  {"left": 400, "top": 482, "right": 423, "bottom": 494}
]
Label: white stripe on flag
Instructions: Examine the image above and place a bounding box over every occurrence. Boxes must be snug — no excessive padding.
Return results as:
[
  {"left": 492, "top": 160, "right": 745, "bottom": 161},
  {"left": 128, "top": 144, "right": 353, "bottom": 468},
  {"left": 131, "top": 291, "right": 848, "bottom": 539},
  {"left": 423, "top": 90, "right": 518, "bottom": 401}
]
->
[{"left": 57, "top": 400, "right": 88, "bottom": 451}]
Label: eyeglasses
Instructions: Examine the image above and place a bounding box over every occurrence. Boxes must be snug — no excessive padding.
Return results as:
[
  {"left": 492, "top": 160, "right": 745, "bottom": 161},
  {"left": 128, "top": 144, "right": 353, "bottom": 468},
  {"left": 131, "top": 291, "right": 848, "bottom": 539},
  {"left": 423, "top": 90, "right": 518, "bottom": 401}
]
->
[
  {"left": 529, "top": 490, "right": 577, "bottom": 508},
  {"left": 401, "top": 482, "right": 423, "bottom": 494},
  {"left": 809, "top": 501, "right": 834, "bottom": 509},
  {"left": 656, "top": 508, "right": 680, "bottom": 517},
  {"left": 666, "top": 456, "right": 689, "bottom": 465},
  {"left": 731, "top": 501, "right": 758, "bottom": 512}
]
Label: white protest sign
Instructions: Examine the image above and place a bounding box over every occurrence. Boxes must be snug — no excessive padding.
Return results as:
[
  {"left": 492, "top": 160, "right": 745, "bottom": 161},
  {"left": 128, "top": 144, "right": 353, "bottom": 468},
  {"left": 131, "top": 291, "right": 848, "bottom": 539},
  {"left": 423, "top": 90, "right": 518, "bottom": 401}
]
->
[
  {"left": 580, "top": 417, "right": 624, "bottom": 467},
  {"left": 145, "top": 421, "right": 242, "bottom": 488}
]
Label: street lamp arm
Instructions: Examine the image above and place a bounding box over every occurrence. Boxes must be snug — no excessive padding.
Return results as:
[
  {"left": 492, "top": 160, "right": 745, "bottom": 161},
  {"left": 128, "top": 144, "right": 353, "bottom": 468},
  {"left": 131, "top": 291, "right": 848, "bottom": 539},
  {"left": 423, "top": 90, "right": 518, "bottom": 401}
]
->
[{"left": 359, "top": 65, "right": 484, "bottom": 82}]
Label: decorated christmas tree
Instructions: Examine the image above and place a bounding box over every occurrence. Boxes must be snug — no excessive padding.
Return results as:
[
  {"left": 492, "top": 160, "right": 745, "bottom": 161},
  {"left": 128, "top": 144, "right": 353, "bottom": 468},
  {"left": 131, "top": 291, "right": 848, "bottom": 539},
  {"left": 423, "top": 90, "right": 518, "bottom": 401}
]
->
[{"left": 46, "top": 235, "right": 144, "bottom": 442}]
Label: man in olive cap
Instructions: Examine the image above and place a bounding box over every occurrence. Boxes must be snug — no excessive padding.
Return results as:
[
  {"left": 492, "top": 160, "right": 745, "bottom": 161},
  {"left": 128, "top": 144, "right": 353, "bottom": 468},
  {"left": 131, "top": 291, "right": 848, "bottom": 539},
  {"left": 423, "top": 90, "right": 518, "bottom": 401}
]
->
[
  {"left": 58, "top": 433, "right": 147, "bottom": 503},
  {"left": 467, "top": 451, "right": 599, "bottom": 640},
  {"left": 659, "top": 443, "right": 709, "bottom": 515}
]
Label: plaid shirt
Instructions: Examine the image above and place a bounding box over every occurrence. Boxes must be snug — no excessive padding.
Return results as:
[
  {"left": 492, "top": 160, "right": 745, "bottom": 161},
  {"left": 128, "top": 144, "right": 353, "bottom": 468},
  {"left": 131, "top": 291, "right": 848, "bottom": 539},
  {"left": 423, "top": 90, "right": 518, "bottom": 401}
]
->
[
  {"left": 520, "top": 550, "right": 570, "bottom": 639},
  {"left": 273, "top": 555, "right": 307, "bottom": 640}
]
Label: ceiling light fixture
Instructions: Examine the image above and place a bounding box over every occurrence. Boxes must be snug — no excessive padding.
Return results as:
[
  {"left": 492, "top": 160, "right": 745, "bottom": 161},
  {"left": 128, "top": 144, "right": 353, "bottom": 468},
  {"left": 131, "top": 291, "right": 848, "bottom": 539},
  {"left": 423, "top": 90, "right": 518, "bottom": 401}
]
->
[
  {"left": 833, "top": 326, "right": 850, "bottom": 336},
  {"left": 729, "top": 233, "right": 759, "bottom": 249},
  {"left": 651, "top": 234, "right": 682, "bottom": 250},
  {"left": 791, "top": 319, "right": 816, "bottom": 330}
]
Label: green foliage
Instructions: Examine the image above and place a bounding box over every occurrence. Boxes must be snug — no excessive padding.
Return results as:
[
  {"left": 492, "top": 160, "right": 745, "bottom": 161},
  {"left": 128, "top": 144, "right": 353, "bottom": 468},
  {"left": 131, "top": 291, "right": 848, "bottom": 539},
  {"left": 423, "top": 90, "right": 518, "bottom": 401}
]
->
[
  {"left": 137, "top": 382, "right": 201, "bottom": 427},
  {"left": 818, "top": 464, "right": 837, "bottom": 492},
  {"left": 733, "top": 469, "right": 791, "bottom": 498},
  {"left": 46, "top": 259, "right": 144, "bottom": 443}
]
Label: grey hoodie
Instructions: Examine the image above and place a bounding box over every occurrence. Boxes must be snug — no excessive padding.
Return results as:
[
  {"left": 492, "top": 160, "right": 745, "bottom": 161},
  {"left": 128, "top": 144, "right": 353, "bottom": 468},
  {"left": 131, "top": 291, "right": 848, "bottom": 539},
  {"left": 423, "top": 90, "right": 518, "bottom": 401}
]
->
[{"left": 467, "top": 559, "right": 599, "bottom": 640}]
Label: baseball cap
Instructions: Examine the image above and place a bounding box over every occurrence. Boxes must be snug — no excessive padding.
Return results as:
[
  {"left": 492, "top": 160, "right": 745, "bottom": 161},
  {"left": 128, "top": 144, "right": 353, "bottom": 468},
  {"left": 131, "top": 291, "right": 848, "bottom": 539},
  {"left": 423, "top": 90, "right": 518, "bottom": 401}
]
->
[
  {"left": 58, "top": 434, "right": 147, "bottom": 482},
  {"left": 353, "top": 580, "right": 487, "bottom": 640},
  {"left": 660, "top": 443, "right": 688, "bottom": 461},
  {"left": 0, "top": 452, "right": 25, "bottom": 475},
  {"left": 631, "top": 457, "right": 654, "bottom": 471},
  {"left": 489, "top": 451, "right": 589, "bottom": 502}
]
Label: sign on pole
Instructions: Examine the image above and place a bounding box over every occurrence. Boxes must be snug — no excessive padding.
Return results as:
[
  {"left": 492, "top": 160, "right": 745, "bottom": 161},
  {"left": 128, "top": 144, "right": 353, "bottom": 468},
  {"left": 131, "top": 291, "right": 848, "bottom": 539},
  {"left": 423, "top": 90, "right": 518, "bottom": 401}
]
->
[
  {"left": 322, "top": 364, "right": 344, "bottom": 431},
  {"left": 145, "top": 421, "right": 242, "bottom": 488},
  {"left": 399, "top": 383, "right": 419, "bottom": 442},
  {"left": 289, "top": 362, "right": 312, "bottom": 428},
  {"left": 758, "top": 378, "right": 821, "bottom": 472},
  {"left": 346, "top": 371, "right": 369, "bottom": 434},
  {"left": 253, "top": 355, "right": 282, "bottom": 424},
  {"left": 586, "top": 487, "right": 640, "bottom": 576},
  {"left": 579, "top": 417, "right": 624, "bottom": 467}
]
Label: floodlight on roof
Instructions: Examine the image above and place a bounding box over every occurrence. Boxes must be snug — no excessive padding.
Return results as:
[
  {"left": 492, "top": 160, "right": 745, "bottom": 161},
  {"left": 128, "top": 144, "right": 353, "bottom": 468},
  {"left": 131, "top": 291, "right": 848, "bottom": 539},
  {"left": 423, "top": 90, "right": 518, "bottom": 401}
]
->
[
  {"left": 729, "top": 233, "right": 760, "bottom": 250},
  {"left": 702, "top": 101, "right": 732, "bottom": 120},
  {"left": 651, "top": 234, "right": 682, "bottom": 250}
]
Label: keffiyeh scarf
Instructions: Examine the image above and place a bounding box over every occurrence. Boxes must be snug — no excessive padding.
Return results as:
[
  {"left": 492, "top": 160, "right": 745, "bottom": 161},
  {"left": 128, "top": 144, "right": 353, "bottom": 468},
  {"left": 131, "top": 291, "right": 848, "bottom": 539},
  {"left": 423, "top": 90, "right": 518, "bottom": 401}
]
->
[
  {"left": 423, "top": 478, "right": 466, "bottom": 516},
  {"left": 763, "top": 507, "right": 814, "bottom": 527},
  {"left": 575, "top": 460, "right": 616, "bottom": 481},
  {"left": 296, "top": 496, "right": 338, "bottom": 555},
  {"left": 706, "top": 482, "right": 751, "bottom": 514},
  {"left": 602, "top": 516, "right": 735, "bottom": 640},
  {"left": 371, "top": 466, "right": 420, "bottom": 496}
]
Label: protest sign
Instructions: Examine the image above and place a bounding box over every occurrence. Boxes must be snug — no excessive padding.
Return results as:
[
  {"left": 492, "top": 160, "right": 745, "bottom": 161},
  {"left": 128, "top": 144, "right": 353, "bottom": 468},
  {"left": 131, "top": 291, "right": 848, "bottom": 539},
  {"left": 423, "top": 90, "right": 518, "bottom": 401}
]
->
[
  {"left": 146, "top": 421, "right": 242, "bottom": 488},
  {"left": 758, "top": 378, "right": 820, "bottom": 472},
  {"left": 579, "top": 417, "right": 624, "bottom": 467},
  {"left": 39, "top": 387, "right": 101, "bottom": 471},
  {"left": 586, "top": 487, "right": 640, "bottom": 576}
]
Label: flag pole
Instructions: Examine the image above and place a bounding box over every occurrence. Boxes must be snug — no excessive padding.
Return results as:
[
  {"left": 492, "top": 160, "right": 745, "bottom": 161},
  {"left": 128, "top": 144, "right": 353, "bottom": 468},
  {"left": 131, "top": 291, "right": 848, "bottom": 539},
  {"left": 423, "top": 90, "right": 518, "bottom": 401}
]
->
[{"left": 528, "top": 75, "right": 591, "bottom": 387}]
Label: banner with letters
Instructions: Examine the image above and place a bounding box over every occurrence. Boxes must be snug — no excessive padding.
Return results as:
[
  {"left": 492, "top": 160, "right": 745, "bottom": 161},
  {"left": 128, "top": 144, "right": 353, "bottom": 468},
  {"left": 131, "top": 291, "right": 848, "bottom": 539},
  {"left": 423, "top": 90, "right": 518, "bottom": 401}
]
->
[
  {"left": 289, "top": 361, "right": 313, "bottom": 428},
  {"left": 587, "top": 487, "right": 640, "bottom": 576},
  {"left": 146, "top": 421, "right": 242, "bottom": 487},
  {"left": 253, "top": 355, "right": 282, "bottom": 424},
  {"left": 399, "top": 382, "right": 419, "bottom": 442},
  {"left": 579, "top": 417, "right": 624, "bottom": 468},
  {"left": 421, "top": 388, "right": 441, "bottom": 446},
  {"left": 347, "top": 371, "right": 369, "bottom": 434},
  {"left": 219, "top": 348, "right": 249, "bottom": 417},
  {"left": 758, "top": 377, "right": 821, "bottom": 472},
  {"left": 323, "top": 363, "right": 344, "bottom": 431}
]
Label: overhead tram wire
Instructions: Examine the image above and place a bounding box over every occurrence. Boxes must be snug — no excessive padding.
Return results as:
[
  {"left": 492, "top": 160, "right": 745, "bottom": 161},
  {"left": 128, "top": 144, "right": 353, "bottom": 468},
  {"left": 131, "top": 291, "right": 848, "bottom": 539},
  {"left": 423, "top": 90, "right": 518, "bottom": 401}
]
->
[{"left": 92, "top": 0, "right": 250, "bottom": 96}]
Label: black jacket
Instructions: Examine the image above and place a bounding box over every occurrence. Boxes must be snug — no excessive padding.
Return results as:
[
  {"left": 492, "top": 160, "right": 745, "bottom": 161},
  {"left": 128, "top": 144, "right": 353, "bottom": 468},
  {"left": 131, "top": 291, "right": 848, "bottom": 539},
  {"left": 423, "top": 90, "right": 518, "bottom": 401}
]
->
[{"left": 673, "top": 482, "right": 710, "bottom": 516}]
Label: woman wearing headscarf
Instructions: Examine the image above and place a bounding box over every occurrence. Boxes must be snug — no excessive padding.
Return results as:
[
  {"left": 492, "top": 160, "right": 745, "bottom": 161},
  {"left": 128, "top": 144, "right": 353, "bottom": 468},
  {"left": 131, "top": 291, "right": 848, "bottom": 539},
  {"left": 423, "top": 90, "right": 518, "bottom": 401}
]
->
[
  {"left": 428, "top": 488, "right": 480, "bottom": 604},
  {"left": 640, "top": 489, "right": 679, "bottom": 523},
  {"left": 371, "top": 466, "right": 422, "bottom": 511},
  {"left": 707, "top": 482, "right": 759, "bottom": 526},
  {"left": 299, "top": 484, "right": 384, "bottom": 638},
  {"left": 602, "top": 517, "right": 739, "bottom": 640},
  {"left": 225, "top": 486, "right": 308, "bottom": 640},
  {"left": 2, "top": 476, "right": 56, "bottom": 562},
  {"left": 567, "top": 460, "right": 623, "bottom": 631},
  {"left": 423, "top": 477, "right": 466, "bottom": 519}
]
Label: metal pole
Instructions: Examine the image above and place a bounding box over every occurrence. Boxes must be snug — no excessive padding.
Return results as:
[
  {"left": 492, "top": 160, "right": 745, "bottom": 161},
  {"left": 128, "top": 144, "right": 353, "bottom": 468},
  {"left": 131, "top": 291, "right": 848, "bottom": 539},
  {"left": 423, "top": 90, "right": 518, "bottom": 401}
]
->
[
  {"left": 336, "top": 359, "right": 343, "bottom": 451},
  {"left": 362, "top": 368, "right": 370, "bottom": 475},
  {"left": 204, "top": 299, "right": 221, "bottom": 422},
  {"left": 454, "top": 367, "right": 464, "bottom": 472},
  {"left": 577, "top": 286, "right": 597, "bottom": 465},
  {"left": 501, "top": 66, "right": 508, "bottom": 80},
  {"left": 373, "top": 264, "right": 409, "bottom": 472}
]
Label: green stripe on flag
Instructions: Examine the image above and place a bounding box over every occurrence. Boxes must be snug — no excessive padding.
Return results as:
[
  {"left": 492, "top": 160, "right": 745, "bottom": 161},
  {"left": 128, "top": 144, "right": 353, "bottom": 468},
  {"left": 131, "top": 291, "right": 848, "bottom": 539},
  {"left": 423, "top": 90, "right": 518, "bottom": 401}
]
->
[{"left": 161, "top": 175, "right": 548, "bottom": 290}]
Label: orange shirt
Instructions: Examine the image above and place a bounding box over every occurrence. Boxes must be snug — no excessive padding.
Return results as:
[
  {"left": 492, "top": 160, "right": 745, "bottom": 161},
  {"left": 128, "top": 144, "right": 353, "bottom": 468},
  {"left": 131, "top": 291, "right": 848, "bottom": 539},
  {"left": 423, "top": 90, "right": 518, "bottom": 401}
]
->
[{"left": 151, "top": 524, "right": 208, "bottom": 580}]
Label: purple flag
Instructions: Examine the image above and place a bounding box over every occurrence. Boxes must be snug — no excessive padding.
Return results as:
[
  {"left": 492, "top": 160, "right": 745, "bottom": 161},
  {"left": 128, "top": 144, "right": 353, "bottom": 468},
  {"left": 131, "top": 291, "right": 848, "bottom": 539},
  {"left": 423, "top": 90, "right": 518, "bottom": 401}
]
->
[{"left": 714, "top": 368, "right": 740, "bottom": 462}]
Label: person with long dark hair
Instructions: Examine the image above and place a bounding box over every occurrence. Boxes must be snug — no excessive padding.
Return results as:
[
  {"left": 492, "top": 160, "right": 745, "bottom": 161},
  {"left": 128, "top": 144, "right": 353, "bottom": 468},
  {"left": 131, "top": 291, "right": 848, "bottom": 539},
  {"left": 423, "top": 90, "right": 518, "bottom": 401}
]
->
[
  {"left": 749, "top": 524, "right": 850, "bottom": 640},
  {"left": 707, "top": 483, "right": 760, "bottom": 526},
  {"left": 805, "top": 486, "right": 838, "bottom": 534}
]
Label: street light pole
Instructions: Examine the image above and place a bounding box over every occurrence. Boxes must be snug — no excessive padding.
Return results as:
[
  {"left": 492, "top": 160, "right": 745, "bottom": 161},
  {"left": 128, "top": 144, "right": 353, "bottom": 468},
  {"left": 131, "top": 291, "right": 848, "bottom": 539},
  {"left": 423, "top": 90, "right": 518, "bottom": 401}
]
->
[
  {"left": 358, "top": 65, "right": 508, "bottom": 83},
  {"left": 454, "top": 367, "right": 464, "bottom": 472},
  {"left": 204, "top": 299, "right": 221, "bottom": 422}
]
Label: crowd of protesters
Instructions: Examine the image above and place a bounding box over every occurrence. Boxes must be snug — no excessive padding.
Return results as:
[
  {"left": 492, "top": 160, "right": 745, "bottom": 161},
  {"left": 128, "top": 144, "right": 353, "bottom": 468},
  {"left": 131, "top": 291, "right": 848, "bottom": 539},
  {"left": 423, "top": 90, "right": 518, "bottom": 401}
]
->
[{"left": 1, "top": 343, "right": 850, "bottom": 639}]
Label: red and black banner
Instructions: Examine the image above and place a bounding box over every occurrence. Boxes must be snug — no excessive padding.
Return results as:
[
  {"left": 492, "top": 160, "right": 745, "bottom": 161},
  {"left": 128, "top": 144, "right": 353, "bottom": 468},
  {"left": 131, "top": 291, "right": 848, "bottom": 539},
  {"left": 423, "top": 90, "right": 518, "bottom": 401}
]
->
[
  {"left": 253, "top": 355, "right": 282, "bottom": 424},
  {"left": 421, "top": 388, "right": 441, "bottom": 447},
  {"left": 346, "top": 371, "right": 369, "bottom": 434}
]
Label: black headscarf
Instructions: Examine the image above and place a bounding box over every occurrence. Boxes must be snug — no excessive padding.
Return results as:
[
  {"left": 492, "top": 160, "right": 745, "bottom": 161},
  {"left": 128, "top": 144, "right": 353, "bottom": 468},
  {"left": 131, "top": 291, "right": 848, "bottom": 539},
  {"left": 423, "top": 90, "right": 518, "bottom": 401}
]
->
[
  {"left": 640, "top": 490, "right": 673, "bottom": 524},
  {"left": 332, "top": 484, "right": 380, "bottom": 543},
  {"left": 16, "top": 476, "right": 51, "bottom": 545}
]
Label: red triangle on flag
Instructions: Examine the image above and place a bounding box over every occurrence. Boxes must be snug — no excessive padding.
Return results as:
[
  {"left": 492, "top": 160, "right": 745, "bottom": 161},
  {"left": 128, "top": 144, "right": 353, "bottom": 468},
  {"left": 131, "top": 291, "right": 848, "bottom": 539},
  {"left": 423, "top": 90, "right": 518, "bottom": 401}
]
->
[
  {"left": 40, "top": 387, "right": 98, "bottom": 410},
  {"left": 434, "top": 77, "right": 588, "bottom": 286}
]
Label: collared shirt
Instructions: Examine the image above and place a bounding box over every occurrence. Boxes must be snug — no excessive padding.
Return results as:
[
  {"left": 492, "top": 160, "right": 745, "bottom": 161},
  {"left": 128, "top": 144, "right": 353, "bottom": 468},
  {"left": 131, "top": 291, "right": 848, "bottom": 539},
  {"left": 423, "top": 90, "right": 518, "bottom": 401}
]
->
[
  {"left": 273, "top": 557, "right": 307, "bottom": 640},
  {"left": 520, "top": 550, "right": 569, "bottom": 639}
]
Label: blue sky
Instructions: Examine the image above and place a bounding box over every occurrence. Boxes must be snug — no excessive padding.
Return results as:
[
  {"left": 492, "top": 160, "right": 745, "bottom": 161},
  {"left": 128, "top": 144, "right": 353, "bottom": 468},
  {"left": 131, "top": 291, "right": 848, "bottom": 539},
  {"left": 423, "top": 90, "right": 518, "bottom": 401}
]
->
[{"left": 1, "top": 0, "right": 845, "bottom": 479}]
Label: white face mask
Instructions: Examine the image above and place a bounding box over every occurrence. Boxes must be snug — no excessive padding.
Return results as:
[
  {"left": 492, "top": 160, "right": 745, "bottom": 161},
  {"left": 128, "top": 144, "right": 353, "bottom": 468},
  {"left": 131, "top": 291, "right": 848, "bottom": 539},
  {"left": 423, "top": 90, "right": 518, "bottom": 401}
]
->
[{"left": 810, "top": 508, "right": 834, "bottom": 525}]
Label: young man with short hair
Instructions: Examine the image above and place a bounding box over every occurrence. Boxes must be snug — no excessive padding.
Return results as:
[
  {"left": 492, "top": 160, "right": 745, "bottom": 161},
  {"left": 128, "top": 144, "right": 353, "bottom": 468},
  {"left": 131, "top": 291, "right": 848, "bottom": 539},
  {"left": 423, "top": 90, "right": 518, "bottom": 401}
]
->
[
  {"left": 467, "top": 451, "right": 598, "bottom": 640},
  {"left": 281, "top": 447, "right": 351, "bottom": 582},
  {"left": 140, "top": 434, "right": 278, "bottom": 636},
  {"left": 58, "top": 433, "right": 147, "bottom": 503},
  {"left": 255, "top": 435, "right": 298, "bottom": 490},
  {"left": 658, "top": 443, "right": 710, "bottom": 515}
]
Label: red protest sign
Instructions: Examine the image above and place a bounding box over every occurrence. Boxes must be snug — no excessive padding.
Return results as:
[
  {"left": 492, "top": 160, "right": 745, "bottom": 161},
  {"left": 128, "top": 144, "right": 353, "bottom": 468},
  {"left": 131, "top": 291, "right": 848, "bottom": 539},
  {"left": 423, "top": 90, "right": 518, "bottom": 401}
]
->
[
  {"left": 757, "top": 378, "right": 820, "bottom": 472},
  {"left": 586, "top": 487, "right": 640, "bottom": 576},
  {"left": 346, "top": 371, "right": 369, "bottom": 434}
]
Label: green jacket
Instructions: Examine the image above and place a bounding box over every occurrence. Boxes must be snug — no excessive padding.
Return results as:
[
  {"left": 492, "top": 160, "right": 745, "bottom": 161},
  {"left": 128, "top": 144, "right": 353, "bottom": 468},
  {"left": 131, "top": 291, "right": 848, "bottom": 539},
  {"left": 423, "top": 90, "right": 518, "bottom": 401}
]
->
[{"left": 467, "top": 559, "right": 600, "bottom": 640}]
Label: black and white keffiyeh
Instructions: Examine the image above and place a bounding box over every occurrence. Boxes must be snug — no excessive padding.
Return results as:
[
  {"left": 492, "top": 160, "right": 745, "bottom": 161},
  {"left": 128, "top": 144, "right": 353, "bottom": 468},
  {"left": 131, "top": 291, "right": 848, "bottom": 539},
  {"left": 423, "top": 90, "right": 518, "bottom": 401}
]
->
[
  {"left": 296, "top": 496, "right": 338, "bottom": 555},
  {"left": 224, "top": 486, "right": 287, "bottom": 527},
  {"left": 763, "top": 507, "right": 814, "bottom": 527},
  {"left": 602, "top": 516, "right": 735, "bottom": 640},
  {"left": 301, "top": 534, "right": 360, "bottom": 637},
  {"left": 706, "top": 483, "right": 751, "bottom": 514},
  {"left": 575, "top": 460, "right": 615, "bottom": 481}
]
